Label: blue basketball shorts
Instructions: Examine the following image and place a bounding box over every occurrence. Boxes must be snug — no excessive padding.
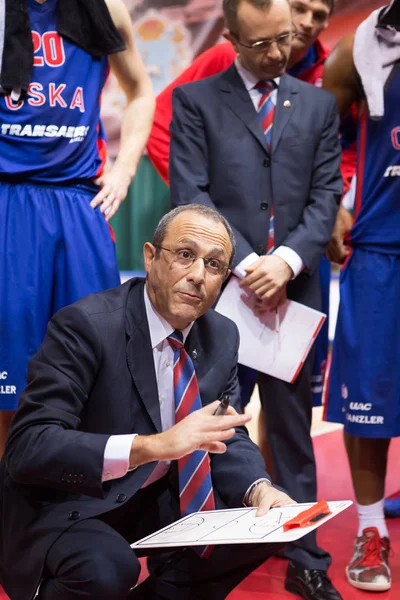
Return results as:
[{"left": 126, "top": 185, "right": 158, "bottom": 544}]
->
[
  {"left": 0, "top": 181, "right": 120, "bottom": 410},
  {"left": 325, "top": 248, "right": 400, "bottom": 438}
]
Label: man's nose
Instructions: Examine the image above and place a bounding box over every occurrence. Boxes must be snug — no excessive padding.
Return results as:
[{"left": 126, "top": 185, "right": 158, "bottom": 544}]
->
[
  {"left": 300, "top": 11, "right": 313, "bottom": 29},
  {"left": 187, "top": 257, "right": 206, "bottom": 282},
  {"left": 267, "top": 41, "right": 283, "bottom": 61}
]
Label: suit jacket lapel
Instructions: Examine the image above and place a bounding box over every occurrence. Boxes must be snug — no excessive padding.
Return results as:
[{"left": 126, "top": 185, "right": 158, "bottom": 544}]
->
[
  {"left": 271, "top": 74, "right": 298, "bottom": 153},
  {"left": 219, "top": 64, "right": 270, "bottom": 156},
  {"left": 185, "top": 322, "right": 209, "bottom": 384},
  {"left": 125, "top": 280, "right": 162, "bottom": 433}
]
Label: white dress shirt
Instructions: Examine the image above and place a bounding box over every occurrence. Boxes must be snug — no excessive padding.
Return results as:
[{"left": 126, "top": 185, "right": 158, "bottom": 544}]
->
[
  {"left": 102, "top": 287, "right": 193, "bottom": 485},
  {"left": 102, "top": 286, "right": 271, "bottom": 501},
  {"left": 232, "top": 58, "right": 304, "bottom": 281}
]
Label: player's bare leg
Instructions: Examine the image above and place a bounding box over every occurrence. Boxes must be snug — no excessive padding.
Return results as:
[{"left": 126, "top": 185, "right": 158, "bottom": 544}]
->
[{"left": 345, "top": 433, "right": 391, "bottom": 592}]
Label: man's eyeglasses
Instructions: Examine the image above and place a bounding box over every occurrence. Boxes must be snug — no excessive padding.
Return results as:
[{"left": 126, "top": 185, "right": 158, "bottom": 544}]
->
[
  {"left": 155, "top": 246, "right": 229, "bottom": 276},
  {"left": 231, "top": 28, "right": 298, "bottom": 53}
]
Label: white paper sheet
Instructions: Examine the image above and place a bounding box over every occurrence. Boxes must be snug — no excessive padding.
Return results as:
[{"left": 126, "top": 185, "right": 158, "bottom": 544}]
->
[
  {"left": 131, "top": 501, "right": 352, "bottom": 549},
  {"left": 215, "top": 277, "right": 326, "bottom": 383}
]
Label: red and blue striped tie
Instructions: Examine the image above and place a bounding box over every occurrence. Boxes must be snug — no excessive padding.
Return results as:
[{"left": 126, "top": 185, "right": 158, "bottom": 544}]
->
[
  {"left": 168, "top": 330, "right": 215, "bottom": 519},
  {"left": 256, "top": 80, "right": 276, "bottom": 252},
  {"left": 256, "top": 79, "right": 276, "bottom": 149}
]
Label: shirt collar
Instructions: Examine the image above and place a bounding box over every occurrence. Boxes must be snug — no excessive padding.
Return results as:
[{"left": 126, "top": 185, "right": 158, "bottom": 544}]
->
[
  {"left": 234, "top": 56, "right": 280, "bottom": 91},
  {"left": 144, "top": 285, "right": 194, "bottom": 349}
]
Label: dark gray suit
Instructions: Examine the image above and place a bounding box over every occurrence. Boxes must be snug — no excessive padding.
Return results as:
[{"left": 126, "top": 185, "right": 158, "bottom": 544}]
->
[
  {"left": 0, "top": 279, "right": 274, "bottom": 600},
  {"left": 169, "top": 65, "right": 343, "bottom": 569}
]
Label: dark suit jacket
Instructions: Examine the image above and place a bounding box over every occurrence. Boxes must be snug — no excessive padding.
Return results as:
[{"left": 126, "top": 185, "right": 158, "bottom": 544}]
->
[
  {"left": 170, "top": 65, "right": 343, "bottom": 307},
  {"left": 0, "top": 278, "right": 269, "bottom": 600}
]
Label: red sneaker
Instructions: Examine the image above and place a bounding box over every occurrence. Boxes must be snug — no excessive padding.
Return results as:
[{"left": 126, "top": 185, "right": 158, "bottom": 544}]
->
[{"left": 346, "top": 527, "right": 391, "bottom": 591}]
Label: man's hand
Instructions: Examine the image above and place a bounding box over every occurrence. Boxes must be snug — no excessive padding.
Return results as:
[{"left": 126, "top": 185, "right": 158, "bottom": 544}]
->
[
  {"left": 130, "top": 401, "right": 251, "bottom": 469},
  {"left": 250, "top": 481, "right": 295, "bottom": 517},
  {"left": 326, "top": 205, "right": 353, "bottom": 264},
  {"left": 90, "top": 162, "right": 133, "bottom": 222},
  {"left": 92, "top": 0, "right": 154, "bottom": 223},
  {"left": 239, "top": 255, "right": 292, "bottom": 311},
  {"left": 253, "top": 288, "right": 287, "bottom": 317}
]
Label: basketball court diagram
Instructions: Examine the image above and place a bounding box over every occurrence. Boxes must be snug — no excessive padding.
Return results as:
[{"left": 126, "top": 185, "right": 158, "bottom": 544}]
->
[{"left": 131, "top": 501, "right": 352, "bottom": 549}]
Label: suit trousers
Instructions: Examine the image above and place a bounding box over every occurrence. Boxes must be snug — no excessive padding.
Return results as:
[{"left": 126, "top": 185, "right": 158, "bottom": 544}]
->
[
  {"left": 38, "top": 474, "right": 281, "bottom": 600},
  {"left": 257, "top": 351, "right": 331, "bottom": 571}
]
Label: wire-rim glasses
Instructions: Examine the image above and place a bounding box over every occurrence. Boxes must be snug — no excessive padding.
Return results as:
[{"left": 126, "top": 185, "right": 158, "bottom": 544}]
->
[
  {"left": 155, "top": 246, "right": 229, "bottom": 276},
  {"left": 230, "top": 26, "right": 298, "bottom": 53}
]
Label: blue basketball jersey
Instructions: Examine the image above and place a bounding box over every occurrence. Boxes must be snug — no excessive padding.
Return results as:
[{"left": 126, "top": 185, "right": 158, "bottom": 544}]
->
[
  {"left": 350, "top": 65, "right": 400, "bottom": 252},
  {"left": 0, "top": 0, "right": 109, "bottom": 182}
]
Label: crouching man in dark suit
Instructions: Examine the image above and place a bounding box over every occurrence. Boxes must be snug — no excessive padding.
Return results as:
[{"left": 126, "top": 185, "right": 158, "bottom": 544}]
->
[{"left": 0, "top": 205, "right": 293, "bottom": 600}]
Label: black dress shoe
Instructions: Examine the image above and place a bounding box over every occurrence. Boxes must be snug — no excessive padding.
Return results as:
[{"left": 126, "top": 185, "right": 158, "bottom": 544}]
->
[{"left": 284, "top": 561, "right": 343, "bottom": 600}]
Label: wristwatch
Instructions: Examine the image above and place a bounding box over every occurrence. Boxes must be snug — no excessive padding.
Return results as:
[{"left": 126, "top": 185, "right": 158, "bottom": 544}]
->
[{"left": 244, "top": 478, "right": 272, "bottom": 507}]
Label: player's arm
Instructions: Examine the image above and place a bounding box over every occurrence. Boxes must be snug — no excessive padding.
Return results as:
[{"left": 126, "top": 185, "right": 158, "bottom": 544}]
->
[
  {"left": 323, "top": 35, "right": 362, "bottom": 264},
  {"left": 322, "top": 35, "right": 361, "bottom": 118},
  {"left": 91, "top": 0, "right": 155, "bottom": 221}
]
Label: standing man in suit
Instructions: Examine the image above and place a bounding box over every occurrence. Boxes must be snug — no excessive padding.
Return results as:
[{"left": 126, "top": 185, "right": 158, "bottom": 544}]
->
[
  {"left": 169, "top": 1, "right": 343, "bottom": 598},
  {"left": 0, "top": 205, "right": 293, "bottom": 600}
]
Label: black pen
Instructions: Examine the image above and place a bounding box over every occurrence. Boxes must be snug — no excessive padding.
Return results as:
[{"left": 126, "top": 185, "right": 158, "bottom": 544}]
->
[{"left": 214, "top": 394, "right": 230, "bottom": 416}]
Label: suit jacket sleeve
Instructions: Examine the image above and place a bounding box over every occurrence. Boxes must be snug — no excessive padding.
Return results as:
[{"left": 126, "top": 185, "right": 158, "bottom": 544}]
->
[
  {"left": 5, "top": 304, "right": 110, "bottom": 499},
  {"left": 281, "top": 94, "right": 343, "bottom": 272},
  {"left": 147, "top": 43, "right": 235, "bottom": 186},
  {"left": 170, "top": 85, "right": 255, "bottom": 264},
  {"left": 210, "top": 325, "right": 272, "bottom": 507}
]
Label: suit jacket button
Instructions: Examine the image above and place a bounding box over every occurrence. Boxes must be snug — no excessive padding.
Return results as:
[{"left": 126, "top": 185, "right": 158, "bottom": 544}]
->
[
  {"left": 260, "top": 202, "right": 268, "bottom": 211},
  {"left": 263, "top": 158, "right": 270, "bottom": 167},
  {"left": 116, "top": 493, "right": 127, "bottom": 503},
  {"left": 68, "top": 510, "right": 80, "bottom": 521},
  {"left": 257, "top": 245, "right": 265, "bottom": 254}
]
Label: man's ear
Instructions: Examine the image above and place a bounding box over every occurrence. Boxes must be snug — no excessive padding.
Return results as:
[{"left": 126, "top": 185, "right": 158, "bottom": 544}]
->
[
  {"left": 143, "top": 242, "right": 156, "bottom": 274},
  {"left": 224, "top": 269, "right": 232, "bottom": 283},
  {"left": 223, "top": 30, "right": 239, "bottom": 53},
  {"left": 321, "top": 18, "right": 329, "bottom": 32}
]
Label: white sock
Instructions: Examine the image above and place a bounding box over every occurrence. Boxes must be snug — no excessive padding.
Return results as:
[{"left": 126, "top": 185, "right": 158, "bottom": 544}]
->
[{"left": 357, "top": 498, "right": 389, "bottom": 538}]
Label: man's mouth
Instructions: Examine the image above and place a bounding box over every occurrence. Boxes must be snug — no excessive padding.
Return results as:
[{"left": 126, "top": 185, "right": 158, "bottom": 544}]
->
[
  {"left": 177, "top": 291, "right": 203, "bottom": 302},
  {"left": 262, "top": 62, "right": 286, "bottom": 71}
]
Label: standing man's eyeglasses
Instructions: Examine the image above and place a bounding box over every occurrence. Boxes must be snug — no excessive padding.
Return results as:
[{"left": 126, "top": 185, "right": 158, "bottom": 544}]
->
[{"left": 230, "top": 27, "right": 298, "bottom": 53}]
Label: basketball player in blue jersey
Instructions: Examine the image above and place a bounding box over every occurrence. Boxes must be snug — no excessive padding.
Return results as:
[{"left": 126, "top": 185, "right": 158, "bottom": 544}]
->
[
  {"left": 323, "top": 0, "right": 400, "bottom": 592},
  {"left": 0, "top": 0, "right": 155, "bottom": 456}
]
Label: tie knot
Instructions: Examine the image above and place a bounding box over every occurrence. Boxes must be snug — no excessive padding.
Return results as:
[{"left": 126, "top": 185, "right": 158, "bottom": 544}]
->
[
  {"left": 255, "top": 80, "right": 275, "bottom": 94},
  {"left": 168, "top": 329, "right": 184, "bottom": 349}
]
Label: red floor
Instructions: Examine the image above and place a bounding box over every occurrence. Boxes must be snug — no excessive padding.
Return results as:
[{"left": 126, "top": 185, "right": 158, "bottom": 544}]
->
[
  {"left": 227, "top": 432, "right": 400, "bottom": 600},
  {"left": 1, "top": 431, "right": 399, "bottom": 599}
]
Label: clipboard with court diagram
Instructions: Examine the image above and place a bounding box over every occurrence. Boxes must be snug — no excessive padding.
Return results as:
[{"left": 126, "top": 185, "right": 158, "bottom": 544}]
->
[
  {"left": 215, "top": 276, "right": 326, "bottom": 383},
  {"left": 131, "top": 501, "right": 352, "bottom": 550}
]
